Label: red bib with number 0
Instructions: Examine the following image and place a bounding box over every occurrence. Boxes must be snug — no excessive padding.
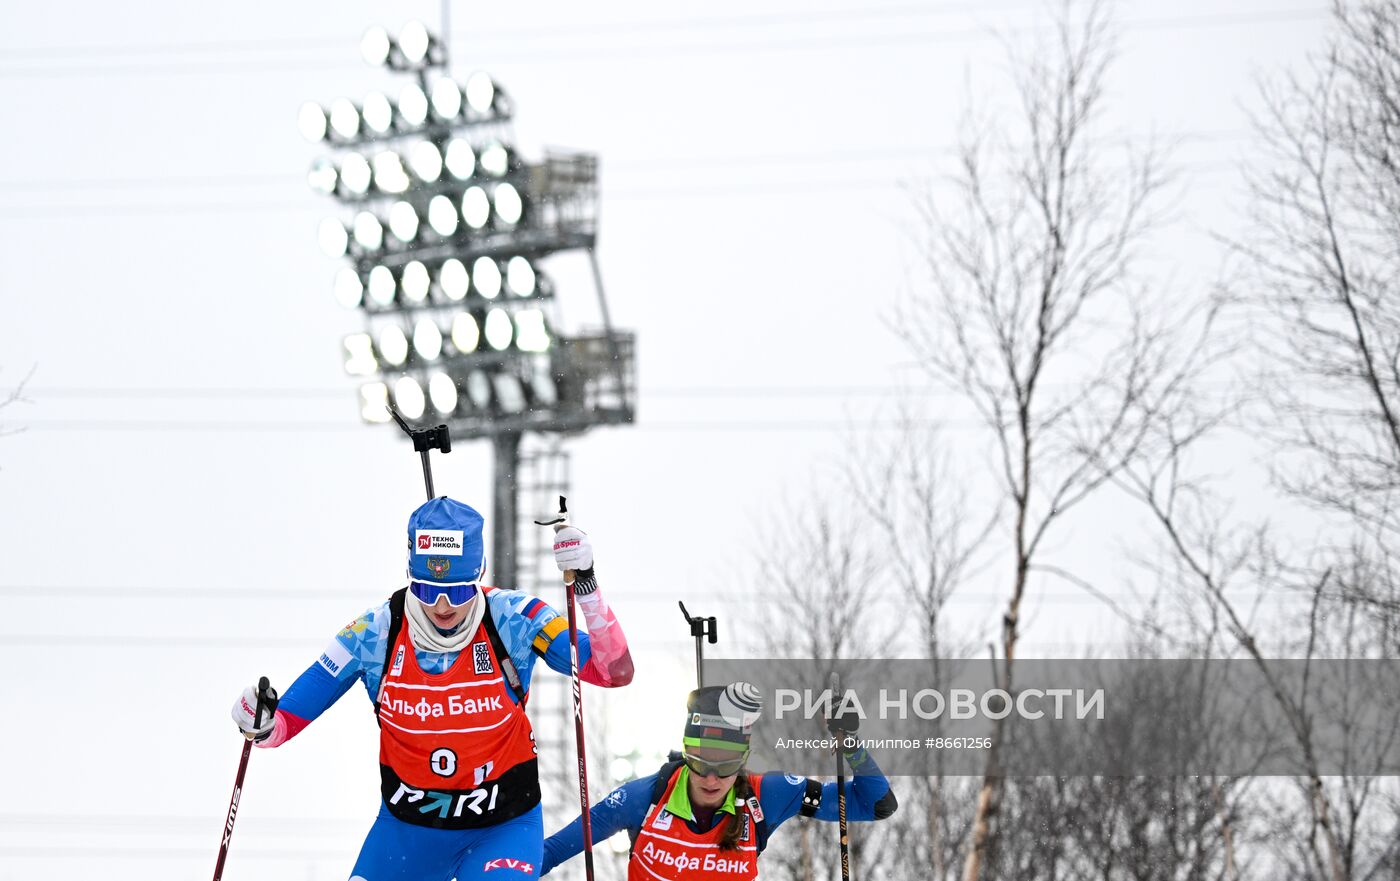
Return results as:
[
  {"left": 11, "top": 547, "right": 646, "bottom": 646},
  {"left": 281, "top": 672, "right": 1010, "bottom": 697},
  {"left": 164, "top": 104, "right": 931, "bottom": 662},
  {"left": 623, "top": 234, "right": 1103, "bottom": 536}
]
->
[{"left": 376, "top": 616, "right": 540, "bottom": 829}]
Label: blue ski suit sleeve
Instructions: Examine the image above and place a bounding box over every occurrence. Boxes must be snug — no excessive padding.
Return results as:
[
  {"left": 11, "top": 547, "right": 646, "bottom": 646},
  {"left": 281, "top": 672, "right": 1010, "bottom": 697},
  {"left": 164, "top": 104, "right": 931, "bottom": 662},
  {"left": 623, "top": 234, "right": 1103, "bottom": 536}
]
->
[
  {"left": 540, "top": 775, "right": 657, "bottom": 876},
  {"left": 274, "top": 602, "right": 391, "bottom": 733},
  {"left": 759, "top": 749, "right": 895, "bottom": 830}
]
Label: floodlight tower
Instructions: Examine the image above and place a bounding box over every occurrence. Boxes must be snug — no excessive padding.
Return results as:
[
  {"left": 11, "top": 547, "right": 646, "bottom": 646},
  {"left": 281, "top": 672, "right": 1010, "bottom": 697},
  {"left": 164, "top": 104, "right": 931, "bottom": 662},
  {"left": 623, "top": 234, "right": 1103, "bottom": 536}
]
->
[{"left": 301, "top": 22, "right": 635, "bottom": 589}]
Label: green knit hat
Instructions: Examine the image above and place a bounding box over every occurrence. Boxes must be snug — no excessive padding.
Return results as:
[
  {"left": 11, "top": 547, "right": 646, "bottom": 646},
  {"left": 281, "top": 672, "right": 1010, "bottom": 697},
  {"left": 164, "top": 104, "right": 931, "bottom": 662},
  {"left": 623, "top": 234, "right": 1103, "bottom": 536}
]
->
[{"left": 683, "top": 682, "right": 764, "bottom": 754}]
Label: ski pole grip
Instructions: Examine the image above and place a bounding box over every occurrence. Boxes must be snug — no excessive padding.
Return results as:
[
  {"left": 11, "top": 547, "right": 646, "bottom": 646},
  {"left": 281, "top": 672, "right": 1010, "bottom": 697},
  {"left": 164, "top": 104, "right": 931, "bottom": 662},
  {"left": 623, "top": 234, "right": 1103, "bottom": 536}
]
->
[{"left": 254, "top": 677, "right": 279, "bottom": 729}]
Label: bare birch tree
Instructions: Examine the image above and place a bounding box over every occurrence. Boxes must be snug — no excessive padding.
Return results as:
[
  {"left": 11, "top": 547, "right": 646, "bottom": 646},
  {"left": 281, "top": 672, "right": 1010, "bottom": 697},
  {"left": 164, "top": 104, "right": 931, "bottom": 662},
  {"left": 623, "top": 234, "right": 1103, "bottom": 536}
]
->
[
  {"left": 843, "top": 415, "right": 995, "bottom": 880},
  {"left": 897, "top": 2, "right": 1194, "bottom": 875},
  {"left": 1239, "top": 0, "right": 1400, "bottom": 641},
  {"left": 747, "top": 496, "right": 888, "bottom": 881}
]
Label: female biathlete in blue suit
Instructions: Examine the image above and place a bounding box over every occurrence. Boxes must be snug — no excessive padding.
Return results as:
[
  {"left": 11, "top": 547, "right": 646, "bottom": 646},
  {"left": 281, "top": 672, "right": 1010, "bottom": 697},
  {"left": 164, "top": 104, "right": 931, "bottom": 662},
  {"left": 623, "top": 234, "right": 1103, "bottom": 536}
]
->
[
  {"left": 541, "top": 682, "right": 897, "bottom": 880},
  {"left": 230, "top": 497, "right": 634, "bottom": 881}
]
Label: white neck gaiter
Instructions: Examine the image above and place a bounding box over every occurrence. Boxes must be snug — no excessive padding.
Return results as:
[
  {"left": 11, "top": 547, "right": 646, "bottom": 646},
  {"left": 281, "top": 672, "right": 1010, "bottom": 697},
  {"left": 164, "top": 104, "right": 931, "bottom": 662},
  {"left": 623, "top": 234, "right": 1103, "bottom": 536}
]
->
[{"left": 404, "top": 591, "right": 486, "bottom": 654}]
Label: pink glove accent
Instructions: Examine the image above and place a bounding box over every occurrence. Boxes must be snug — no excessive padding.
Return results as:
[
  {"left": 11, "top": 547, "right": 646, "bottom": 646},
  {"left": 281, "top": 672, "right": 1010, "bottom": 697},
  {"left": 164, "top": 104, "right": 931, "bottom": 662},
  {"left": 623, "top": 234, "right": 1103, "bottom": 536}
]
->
[
  {"left": 254, "top": 709, "right": 310, "bottom": 749},
  {"left": 576, "top": 590, "right": 633, "bottom": 687}
]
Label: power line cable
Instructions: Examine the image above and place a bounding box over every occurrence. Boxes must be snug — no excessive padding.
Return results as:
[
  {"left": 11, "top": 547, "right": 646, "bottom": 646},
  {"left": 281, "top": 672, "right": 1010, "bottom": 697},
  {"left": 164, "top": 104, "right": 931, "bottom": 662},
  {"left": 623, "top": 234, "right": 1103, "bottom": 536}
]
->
[
  {"left": 8, "top": 384, "right": 918, "bottom": 400},
  {"left": 0, "top": 129, "right": 1253, "bottom": 194},
  {"left": 0, "top": 7, "right": 1330, "bottom": 79},
  {"left": 7, "top": 418, "right": 988, "bottom": 433},
  {"left": 0, "top": 158, "right": 1253, "bottom": 218},
  {"left": 0, "top": 1, "right": 1077, "bottom": 61},
  {"left": 0, "top": 377, "right": 1262, "bottom": 400}
]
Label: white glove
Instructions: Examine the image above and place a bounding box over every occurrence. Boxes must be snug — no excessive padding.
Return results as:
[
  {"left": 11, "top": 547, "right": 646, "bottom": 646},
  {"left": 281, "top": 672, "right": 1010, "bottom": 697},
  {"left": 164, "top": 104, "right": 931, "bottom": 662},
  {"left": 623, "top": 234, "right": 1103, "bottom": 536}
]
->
[
  {"left": 231, "top": 683, "right": 278, "bottom": 741},
  {"left": 553, "top": 526, "right": 593, "bottom": 572}
]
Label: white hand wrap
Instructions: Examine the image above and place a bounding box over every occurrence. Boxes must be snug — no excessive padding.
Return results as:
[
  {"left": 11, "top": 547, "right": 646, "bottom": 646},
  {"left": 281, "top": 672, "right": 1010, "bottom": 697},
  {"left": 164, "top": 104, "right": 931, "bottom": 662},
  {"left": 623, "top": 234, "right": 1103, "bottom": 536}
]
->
[{"left": 231, "top": 684, "right": 276, "bottom": 741}]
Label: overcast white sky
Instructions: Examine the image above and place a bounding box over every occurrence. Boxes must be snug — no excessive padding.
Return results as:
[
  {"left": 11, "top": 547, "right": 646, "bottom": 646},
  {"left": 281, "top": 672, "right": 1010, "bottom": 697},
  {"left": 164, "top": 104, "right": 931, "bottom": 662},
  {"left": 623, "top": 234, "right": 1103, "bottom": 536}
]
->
[{"left": 0, "top": 1, "right": 1329, "bottom": 878}]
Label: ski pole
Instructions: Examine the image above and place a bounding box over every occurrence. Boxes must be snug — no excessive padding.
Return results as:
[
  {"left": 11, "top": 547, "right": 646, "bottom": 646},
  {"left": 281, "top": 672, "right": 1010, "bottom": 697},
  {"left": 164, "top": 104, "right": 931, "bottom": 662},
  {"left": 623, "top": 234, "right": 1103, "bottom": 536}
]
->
[
  {"left": 387, "top": 402, "right": 451, "bottom": 500},
  {"left": 213, "top": 676, "right": 278, "bottom": 881},
  {"left": 830, "top": 671, "right": 851, "bottom": 881},
  {"left": 677, "top": 601, "right": 718, "bottom": 688},
  {"left": 534, "top": 496, "right": 596, "bottom": 881}
]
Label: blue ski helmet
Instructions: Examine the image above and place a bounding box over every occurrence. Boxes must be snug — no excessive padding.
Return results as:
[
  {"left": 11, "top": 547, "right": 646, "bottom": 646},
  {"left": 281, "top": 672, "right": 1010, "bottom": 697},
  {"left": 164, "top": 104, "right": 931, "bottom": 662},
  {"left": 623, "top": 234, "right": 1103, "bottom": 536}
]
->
[{"left": 407, "top": 497, "right": 486, "bottom": 591}]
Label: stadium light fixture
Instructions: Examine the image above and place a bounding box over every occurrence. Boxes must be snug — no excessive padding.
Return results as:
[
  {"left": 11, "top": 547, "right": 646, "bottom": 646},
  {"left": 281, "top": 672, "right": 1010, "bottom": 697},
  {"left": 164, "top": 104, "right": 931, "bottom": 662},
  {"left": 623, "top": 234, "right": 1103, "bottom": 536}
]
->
[
  {"left": 334, "top": 268, "right": 364, "bottom": 308},
  {"left": 465, "top": 72, "right": 496, "bottom": 114},
  {"left": 451, "top": 312, "right": 480, "bottom": 353},
  {"left": 398, "top": 83, "right": 429, "bottom": 128},
  {"left": 399, "top": 21, "right": 432, "bottom": 66},
  {"left": 428, "top": 371, "right": 458, "bottom": 413},
  {"left": 493, "top": 373, "right": 526, "bottom": 413},
  {"left": 379, "top": 324, "right": 409, "bottom": 366},
  {"left": 363, "top": 92, "right": 393, "bottom": 134},
  {"left": 466, "top": 370, "right": 492, "bottom": 409},
  {"left": 329, "top": 98, "right": 360, "bottom": 139},
  {"left": 367, "top": 265, "right": 396, "bottom": 306},
  {"left": 461, "top": 186, "right": 490, "bottom": 230},
  {"left": 307, "top": 158, "right": 337, "bottom": 195},
  {"left": 306, "top": 21, "right": 635, "bottom": 598},
  {"left": 401, "top": 261, "right": 430, "bottom": 303},
  {"left": 432, "top": 79, "right": 463, "bottom": 120},
  {"left": 506, "top": 256, "right": 536, "bottom": 296},
  {"left": 352, "top": 211, "right": 384, "bottom": 251},
  {"left": 299, "top": 102, "right": 328, "bottom": 142},
  {"left": 340, "top": 152, "right": 372, "bottom": 196},
  {"left": 360, "top": 381, "right": 391, "bottom": 422},
  {"left": 444, "top": 138, "right": 475, "bottom": 180},
  {"left": 439, "top": 258, "right": 469, "bottom": 301},
  {"left": 388, "top": 201, "right": 419, "bottom": 243},
  {"left": 494, "top": 183, "right": 523, "bottom": 226},
  {"left": 393, "top": 374, "right": 426, "bottom": 419},
  {"left": 344, "top": 333, "right": 378, "bottom": 375},
  {"left": 479, "top": 143, "right": 509, "bottom": 177},
  {"left": 484, "top": 307, "right": 512, "bottom": 350},
  {"left": 414, "top": 318, "right": 444, "bottom": 360},
  {"left": 373, "top": 151, "right": 410, "bottom": 194},
  {"left": 427, "top": 194, "right": 458, "bottom": 237},
  {"left": 473, "top": 256, "right": 502, "bottom": 298},
  {"left": 361, "top": 26, "right": 392, "bottom": 67},
  {"left": 318, "top": 218, "right": 349, "bottom": 257},
  {"left": 530, "top": 369, "right": 559, "bottom": 407},
  {"left": 514, "top": 309, "right": 550, "bottom": 352},
  {"left": 409, "top": 141, "right": 443, "bottom": 182}
]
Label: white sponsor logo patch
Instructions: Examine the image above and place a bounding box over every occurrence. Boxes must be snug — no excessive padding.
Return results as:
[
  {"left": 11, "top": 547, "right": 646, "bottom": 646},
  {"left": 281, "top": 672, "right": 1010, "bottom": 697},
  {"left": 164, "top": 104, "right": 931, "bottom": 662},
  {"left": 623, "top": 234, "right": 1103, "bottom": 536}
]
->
[
  {"left": 415, "top": 530, "right": 464, "bottom": 556},
  {"left": 318, "top": 639, "right": 353, "bottom": 677},
  {"left": 391, "top": 645, "right": 406, "bottom": 676},
  {"left": 652, "top": 809, "right": 673, "bottom": 831},
  {"left": 472, "top": 641, "right": 494, "bottom": 675},
  {"left": 747, "top": 796, "right": 765, "bottom": 823}
]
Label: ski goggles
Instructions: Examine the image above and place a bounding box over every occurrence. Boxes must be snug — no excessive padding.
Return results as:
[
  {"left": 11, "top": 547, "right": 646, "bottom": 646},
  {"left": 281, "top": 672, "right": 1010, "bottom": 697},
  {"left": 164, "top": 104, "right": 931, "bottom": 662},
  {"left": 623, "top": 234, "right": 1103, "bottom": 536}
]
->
[
  {"left": 409, "top": 582, "right": 478, "bottom": 607},
  {"left": 682, "top": 751, "right": 748, "bottom": 779}
]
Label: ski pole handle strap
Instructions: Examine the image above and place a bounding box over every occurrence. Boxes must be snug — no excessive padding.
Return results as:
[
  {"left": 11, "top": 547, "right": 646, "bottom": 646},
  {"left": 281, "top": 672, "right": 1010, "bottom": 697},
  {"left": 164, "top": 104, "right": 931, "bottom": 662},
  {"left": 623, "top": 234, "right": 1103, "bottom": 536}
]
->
[{"left": 571, "top": 567, "right": 597, "bottom": 595}]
